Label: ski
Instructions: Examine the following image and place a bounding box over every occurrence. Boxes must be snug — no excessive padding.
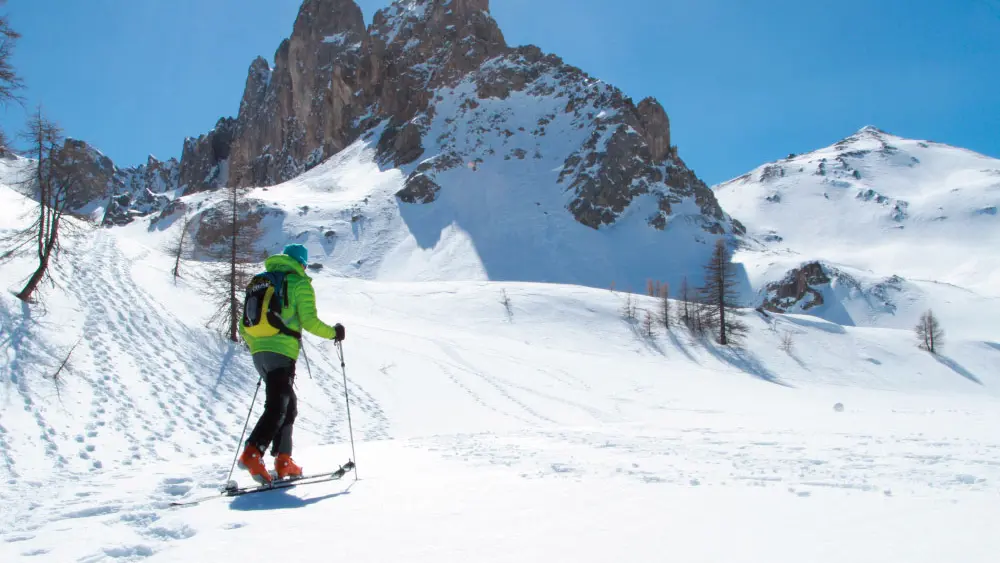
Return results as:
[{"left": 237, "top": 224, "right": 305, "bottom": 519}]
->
[
  {"left": 226, "top": 460, "right": 355, "bottom": 497},
  {"left": 170, "top": 460, "right": 355, "bottom": 507}
]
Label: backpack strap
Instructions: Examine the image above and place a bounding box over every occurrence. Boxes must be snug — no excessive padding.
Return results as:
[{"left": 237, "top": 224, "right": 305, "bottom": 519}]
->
[
  {"left": 265, "top": 271, "right": 302, "bottom": 340},
  {"left": 266, "top": 310, "right": 302, "bottom": 340}
]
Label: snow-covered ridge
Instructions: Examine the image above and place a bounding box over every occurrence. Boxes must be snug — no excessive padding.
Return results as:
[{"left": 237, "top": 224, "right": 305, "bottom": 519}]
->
[{"left": 716, "top": 126, "right": 1000, "bottom": 337}]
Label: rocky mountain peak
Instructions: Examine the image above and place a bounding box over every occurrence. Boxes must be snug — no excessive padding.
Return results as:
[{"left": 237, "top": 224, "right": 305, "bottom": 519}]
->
[
  {"left": 369, "top": 0, "right": 507, "bottom": 105},
  {"left": 373, "top": 0, "right": 497, "bottom": 33},
  {"left": 292, "top": 0, "right": 366, "bottom": 40},
  {"left": 832, "top": 125, "right": 899, "bottom": 155},
  {"left": 857, "top": 125, "right": 886, "bottom": 136},
  {"left": 224, "top": 0, "right": 368, "bottom": 189},
  {"left": 72, "top": 0, "right": 738, "bottom": 243}
]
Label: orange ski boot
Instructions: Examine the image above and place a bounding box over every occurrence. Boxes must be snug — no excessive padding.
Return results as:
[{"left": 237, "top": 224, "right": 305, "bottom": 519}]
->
[
  {"left": 274, "top": 453, "right": 304, "bottom": 480},
  {"left": 237, "top": 444, "right": 273, "bottom": 485}
]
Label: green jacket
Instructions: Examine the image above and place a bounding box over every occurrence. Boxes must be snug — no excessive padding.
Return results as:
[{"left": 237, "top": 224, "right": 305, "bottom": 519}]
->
[{"left": 239, "top": 254, "right": 337, "bottom": 360}]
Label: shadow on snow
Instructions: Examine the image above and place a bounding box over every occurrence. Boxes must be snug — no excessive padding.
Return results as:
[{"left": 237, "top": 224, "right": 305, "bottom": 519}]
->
[
  {"left": 934, "top": 354, "right": 982, "bottom": 386},
  {"left": 228, "top": 487, "right": 353, "bottom": 511}
]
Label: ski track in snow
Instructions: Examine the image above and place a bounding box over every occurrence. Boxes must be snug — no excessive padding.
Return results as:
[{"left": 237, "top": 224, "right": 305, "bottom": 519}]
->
[
  {"left": 415, "top": 424, "right": 1000, "bottom": 495},
  {"left": 71, "top": 232, "right": 229, "bottom": 467},
  {"left": 436, "top": 343, "right": 557, "bottom": 425},
  {"left": 300, "top": 338, "right": 391, "bottom": 443}
]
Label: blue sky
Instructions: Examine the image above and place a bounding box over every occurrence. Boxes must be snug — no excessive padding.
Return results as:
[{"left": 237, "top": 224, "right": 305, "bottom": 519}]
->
[{"left": 2, "top": 0, "right": 997, "bottom": 185}]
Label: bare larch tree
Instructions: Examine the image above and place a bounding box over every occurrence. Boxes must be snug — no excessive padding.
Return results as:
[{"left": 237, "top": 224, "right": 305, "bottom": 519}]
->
[
  {"left": 700, "top": 239, "right": 747, "bottom": 346},
  {"left": 3, "top": 110, "right": 98, "bottom": 302},
  {"left": 679, "top": 276, "right": 692, "bottom": 331},
  {"left": 201, "top": 178, "right": 263, "bottom": 342},
  {"left": 658, "top": 282, "right": 671, "bottom": 329},
  {"left": 162, "top": 215, "right": 194, "bottom": 284},
  {"left": 643, "top": 310, "right": 655, "bottom": 338},
  {"left": 0, "top": 8, "right": 23, "bottom": 132},
  {"left": 915, "top": 309, "right": 944, "bottom": 354}
]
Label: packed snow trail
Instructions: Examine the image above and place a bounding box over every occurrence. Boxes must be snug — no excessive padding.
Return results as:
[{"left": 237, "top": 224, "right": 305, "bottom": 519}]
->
[{"left": 0, "top": 228, "right": 377, "bottom": 479}]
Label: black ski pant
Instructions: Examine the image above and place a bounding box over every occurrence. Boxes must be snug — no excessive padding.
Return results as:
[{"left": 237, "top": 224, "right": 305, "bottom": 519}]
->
[{"left": 246, "top": 351, "right": 298, "bottom": 457}]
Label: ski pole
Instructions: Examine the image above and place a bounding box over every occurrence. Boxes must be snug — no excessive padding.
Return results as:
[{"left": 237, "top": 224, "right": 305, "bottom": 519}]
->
[
  {"left": 301, "top": 338, "right": 313, "bottom": 379},
  {"left": 336, "top": 341, "right": 358, "bottom": 480},
  {"left": 225, "top": 376, "right": 262, "bottom": 486}
]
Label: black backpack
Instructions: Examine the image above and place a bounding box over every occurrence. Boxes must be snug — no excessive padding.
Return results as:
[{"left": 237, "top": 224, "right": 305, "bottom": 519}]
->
[{"left": 241, "top": 272, "right": 301, "bottom": 339}]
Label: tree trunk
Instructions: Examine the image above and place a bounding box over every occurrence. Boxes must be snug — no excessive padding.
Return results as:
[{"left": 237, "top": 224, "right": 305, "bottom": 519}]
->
[
  {"left": 17, "top": 230, "right": 54, "bottom": 302},
  {"left": 17, "top": 256, "right": 47, "bottom": 301},
  {"left": 229, "top": 190, "right": 239, "bottom": 342},
  {"left": 172, "top": 252, "right": 181, "bottom": 282},
  {"left": 717, "top": 256, "right": 727, "bottom": 346}
]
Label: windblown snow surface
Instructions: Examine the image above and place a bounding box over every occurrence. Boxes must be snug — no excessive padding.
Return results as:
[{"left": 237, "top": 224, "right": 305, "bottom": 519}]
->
[{"left": 1, "top": 144, "right": 999, "bottom": 562}]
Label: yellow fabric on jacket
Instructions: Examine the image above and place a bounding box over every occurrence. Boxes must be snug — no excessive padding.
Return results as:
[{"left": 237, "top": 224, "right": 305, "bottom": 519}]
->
[{"left": 239, "top": 254, "right": 336, "bottom": 360}]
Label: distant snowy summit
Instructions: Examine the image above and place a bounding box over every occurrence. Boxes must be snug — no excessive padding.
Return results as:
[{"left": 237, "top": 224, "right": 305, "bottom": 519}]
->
[
  {"left": 715, "top": 125, "right": 1000, "bottom": 328},
  {"left": 716, "top": 125, "right": 1000, "bottom": 234}
]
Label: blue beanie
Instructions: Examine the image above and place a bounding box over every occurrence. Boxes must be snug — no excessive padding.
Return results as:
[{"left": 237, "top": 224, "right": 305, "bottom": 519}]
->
[{"left": 283, "top": 244, "right": 308, "bottom": 266}]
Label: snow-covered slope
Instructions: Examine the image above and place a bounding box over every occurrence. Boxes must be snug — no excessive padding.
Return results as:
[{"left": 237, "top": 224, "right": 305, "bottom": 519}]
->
[
  {"left": 158, "top": 136, "right": 731, "bottom": 294},
  {"left": 715, "top": 126, "right": 1000, "bottom": 337},
  {"left": 3, "top": 172, "right": 1000, "bottom": 561}
]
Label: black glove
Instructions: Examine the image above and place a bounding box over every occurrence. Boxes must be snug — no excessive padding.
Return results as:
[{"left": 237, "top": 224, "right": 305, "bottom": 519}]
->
[{"left": 333, "top": 323, "right": 345, "bottom": 342}]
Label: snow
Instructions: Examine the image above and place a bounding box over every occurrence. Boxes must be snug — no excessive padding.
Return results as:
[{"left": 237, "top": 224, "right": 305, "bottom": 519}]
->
[
  {"left": 715, "top": 127, "right": 1000, "bottom": 338},
  {"left": 2, "top": 148, "right": 1000, "bottom": 562}
]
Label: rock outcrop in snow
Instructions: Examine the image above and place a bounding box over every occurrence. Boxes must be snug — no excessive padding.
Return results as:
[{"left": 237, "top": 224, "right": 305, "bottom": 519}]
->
[
  {"left": 760, "top": 262, "right": 831, "bottom": 313},
  {"left": 759, "top": 260, "right": 903, "bottom": 319}
]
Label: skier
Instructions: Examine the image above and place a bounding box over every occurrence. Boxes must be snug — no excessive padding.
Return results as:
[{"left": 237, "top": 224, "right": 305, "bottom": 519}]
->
[{"left": 237, "top": 244, "right": 345, "bottom": 484}]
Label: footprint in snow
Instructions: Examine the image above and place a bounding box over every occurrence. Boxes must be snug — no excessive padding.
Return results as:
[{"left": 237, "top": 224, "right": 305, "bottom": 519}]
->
[
  {"left": 144, "top": 525, "right": 197, "bottom": 541},
  {"left": 60, "top": 504, "right": 121, "bottom": 520},
  {"left": 120, "top": 511, "right": 161, "bottom": 527},
  {"left": 100, "top": 544, "right": 155, "bottom": 559}
]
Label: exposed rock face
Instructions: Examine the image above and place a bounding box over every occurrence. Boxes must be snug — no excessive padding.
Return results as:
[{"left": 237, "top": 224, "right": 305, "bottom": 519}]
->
[
  {"left": 760, "top": 261, "right": 905, "bottom": 318},
  {"left": 56, "top": 139, "right": 120, "bottom": 211},
  {"left": 227, "top": 0, "right": 367, "bottom": 187},
  {"left": 367, "top": 0, "right": 506, "bottom": 121},
  {"left": 376, "top": 121, "right": 424, "bottom": 166},
  {"left": 178, "top": 118, "right": 236, "bottom": 194},
  {"left": 396, "top": 173, "right": 440, "bottom": 203},
  {"left": 761, "top": 262, "right": 831, "bottom": 313},
  {"left": 636, "top": 97, "right": 670, "bottom": 161},
  {"left": 44, "top": 139, "right": 182, "bottom": 226},
  {"left": 82, "top": 0, "right": 738, "bottom": 238}
]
